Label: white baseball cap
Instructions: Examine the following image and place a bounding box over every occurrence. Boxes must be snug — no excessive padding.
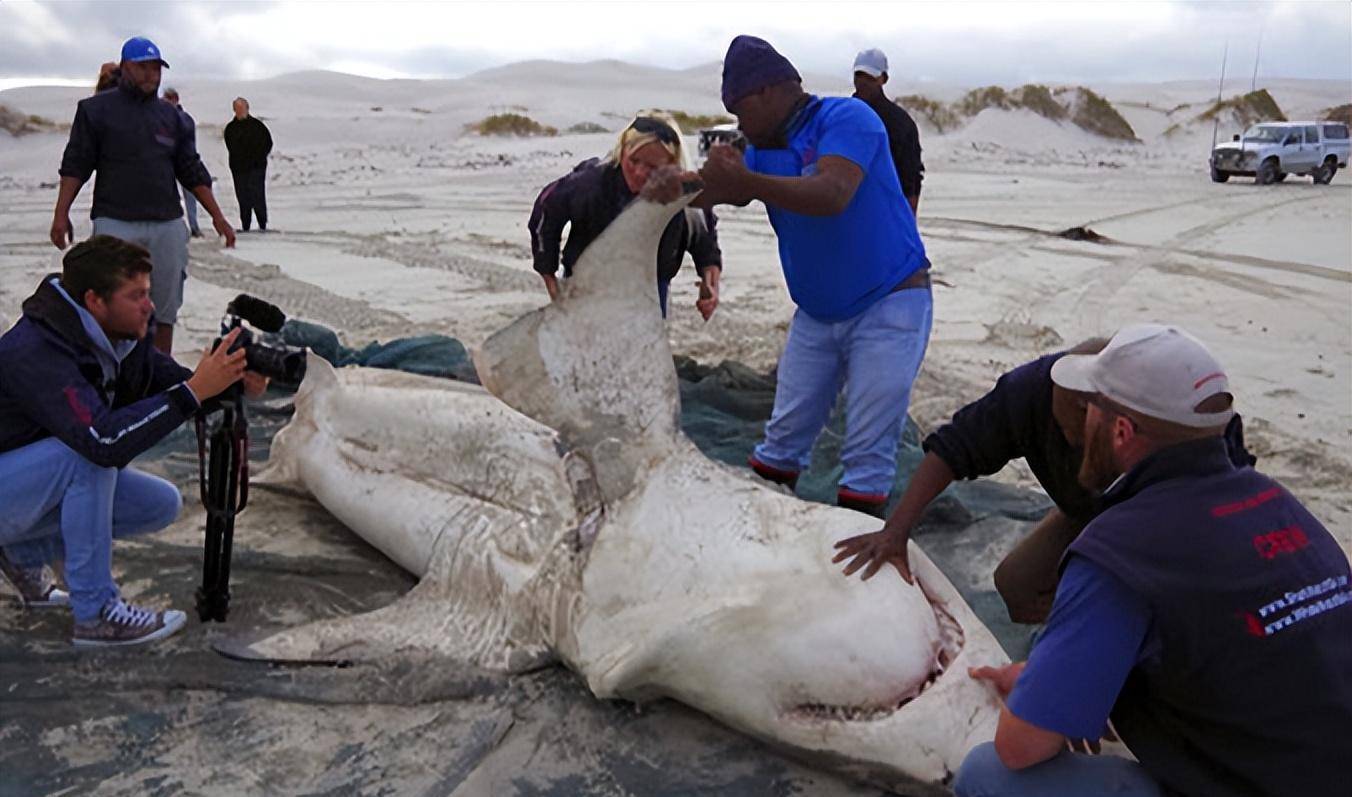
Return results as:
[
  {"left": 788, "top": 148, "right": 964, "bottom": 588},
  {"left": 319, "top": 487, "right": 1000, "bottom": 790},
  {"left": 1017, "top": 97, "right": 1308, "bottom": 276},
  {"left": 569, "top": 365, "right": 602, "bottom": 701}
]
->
[
  {"left": 853, "top": 48, "right": 888, "bottom": 78},
  {"left": 1050, "top": 324, "right": 1235, "bottom": 428}
]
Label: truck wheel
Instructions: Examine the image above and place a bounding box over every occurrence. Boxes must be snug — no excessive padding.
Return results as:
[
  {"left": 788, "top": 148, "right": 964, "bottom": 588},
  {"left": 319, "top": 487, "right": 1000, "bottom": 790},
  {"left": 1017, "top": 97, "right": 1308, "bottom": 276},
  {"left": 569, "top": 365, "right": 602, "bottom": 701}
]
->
[
  {"left": 1256, "top": 159, "right": 1279, "bottom": 185},
  {"left": 1210, "top": 165, "right": 1229, "bottom": 183},
  {"left": 1313, "top": 157, "right": 1338, "bottom": 185}
]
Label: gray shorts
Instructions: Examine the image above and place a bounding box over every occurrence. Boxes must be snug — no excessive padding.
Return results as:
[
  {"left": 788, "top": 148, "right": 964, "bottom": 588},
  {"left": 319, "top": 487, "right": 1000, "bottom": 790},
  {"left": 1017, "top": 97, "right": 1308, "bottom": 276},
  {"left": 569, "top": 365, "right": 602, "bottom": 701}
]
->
[{"left": 91, "top": 217, "right": 190, "bottom": 325}]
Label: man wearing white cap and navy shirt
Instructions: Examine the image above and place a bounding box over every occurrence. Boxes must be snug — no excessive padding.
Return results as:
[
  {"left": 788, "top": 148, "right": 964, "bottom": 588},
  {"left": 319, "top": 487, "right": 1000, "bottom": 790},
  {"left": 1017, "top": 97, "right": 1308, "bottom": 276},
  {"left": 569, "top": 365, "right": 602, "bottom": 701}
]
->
[
  {"left": 954, "top": 324, "right": 1352, "bottom": 797},
  {"left": 51, "top": 36, "right": 237, "bottom": 355},
  {"left": 852, "top": 48, "right": 924, "bottom": 215}
]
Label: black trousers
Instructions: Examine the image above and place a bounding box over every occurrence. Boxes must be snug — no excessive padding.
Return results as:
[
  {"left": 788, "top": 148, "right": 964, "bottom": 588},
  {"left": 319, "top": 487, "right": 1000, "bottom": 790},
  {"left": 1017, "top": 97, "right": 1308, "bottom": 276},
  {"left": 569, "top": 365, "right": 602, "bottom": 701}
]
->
[{"left": 232, "top": 166, "right": 268, "bottom": 230}]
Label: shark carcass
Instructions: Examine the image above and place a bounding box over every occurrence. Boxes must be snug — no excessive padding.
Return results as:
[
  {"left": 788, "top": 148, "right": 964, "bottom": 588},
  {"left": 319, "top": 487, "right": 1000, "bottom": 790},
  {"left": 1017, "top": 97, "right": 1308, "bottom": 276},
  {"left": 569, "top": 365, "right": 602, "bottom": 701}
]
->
[{"left": 247, "top": 188, "right": 1008, "bottom": 792}]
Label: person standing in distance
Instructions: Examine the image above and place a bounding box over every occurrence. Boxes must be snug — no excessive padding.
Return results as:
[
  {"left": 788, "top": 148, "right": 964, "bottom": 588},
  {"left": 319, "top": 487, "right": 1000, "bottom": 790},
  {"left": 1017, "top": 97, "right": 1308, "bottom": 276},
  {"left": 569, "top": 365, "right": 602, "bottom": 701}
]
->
[
  {"left": 223, "top": 97, "right": 273, "bottom": 233},
  {"left": 851, "top": 48, "right": 924, "bottom": 216}
]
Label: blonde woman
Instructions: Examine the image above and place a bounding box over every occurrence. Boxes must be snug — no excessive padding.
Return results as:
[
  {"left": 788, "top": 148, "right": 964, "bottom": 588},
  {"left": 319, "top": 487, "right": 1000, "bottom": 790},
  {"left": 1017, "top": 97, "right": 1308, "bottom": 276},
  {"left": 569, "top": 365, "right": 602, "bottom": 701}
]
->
[{"left": 529, "top": 112, "right": 723, "bottom": 319}]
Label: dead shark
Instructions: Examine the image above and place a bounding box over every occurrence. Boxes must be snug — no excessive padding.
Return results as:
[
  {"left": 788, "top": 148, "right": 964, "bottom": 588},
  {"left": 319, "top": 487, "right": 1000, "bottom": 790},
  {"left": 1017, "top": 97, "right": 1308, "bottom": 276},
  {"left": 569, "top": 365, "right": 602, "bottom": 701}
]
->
[{"left": 246, "top": 188, "right": 1008, "bottom": 793}]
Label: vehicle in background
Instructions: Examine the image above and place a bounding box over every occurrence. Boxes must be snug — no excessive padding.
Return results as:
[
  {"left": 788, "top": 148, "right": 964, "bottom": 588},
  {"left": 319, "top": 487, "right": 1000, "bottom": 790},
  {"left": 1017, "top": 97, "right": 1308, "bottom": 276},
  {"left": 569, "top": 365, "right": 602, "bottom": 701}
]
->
[
  {"left": 1210, "top": 121, "right": 1350, "bottom": 185},
  {"left": 698, "top": 124, "right": 746, "bottom": 158}
]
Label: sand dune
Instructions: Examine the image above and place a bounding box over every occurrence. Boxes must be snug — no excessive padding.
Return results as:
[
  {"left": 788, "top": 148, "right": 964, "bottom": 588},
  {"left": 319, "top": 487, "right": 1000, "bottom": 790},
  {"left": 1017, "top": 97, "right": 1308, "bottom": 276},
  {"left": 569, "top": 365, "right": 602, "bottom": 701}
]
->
[{"left": 1, "top": 64, "right": 1348, "bottom": 549}]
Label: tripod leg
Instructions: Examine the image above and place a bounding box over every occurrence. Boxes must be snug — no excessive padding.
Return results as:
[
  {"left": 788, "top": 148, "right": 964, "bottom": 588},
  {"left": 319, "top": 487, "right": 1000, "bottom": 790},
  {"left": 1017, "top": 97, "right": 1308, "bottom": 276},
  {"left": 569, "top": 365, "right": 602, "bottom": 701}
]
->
[{"left": 197, "top": 414, "right": 234, "bottom": 621}]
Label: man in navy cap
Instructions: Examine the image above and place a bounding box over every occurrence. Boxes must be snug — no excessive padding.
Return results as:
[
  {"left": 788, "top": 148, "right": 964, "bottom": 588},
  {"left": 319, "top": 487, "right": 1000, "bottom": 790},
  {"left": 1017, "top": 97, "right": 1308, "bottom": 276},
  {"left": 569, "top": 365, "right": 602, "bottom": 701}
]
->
[
  {"left": 51, "top": 36, "right": 236, "bottom": 355},
  {"left": 697, "top": 35, "right": 932, "bottom": 516}
]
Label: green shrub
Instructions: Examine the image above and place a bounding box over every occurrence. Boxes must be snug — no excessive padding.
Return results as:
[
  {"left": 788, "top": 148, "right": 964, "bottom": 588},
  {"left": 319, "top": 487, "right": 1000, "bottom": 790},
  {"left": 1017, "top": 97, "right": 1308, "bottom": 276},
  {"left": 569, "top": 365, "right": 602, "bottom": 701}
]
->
[
  {"left": 1065, "top": 88, "right": 1138, "bottom": 141},
  {"left": 898, "top": 95, "right": 961, "bottom": 133},
  {"left": 1011, "top": 84, "right": 1067, "bottom": 121},
  {"left": 659, "top": 109, "right": 734, "bottom": 130},
  {"left": 956, "top": 86, "right": 1011, "bottom": 116},
  {"left": 1324, "top": 104, "right": 1352, "bottom": 125},
  {"left": 566, "top": 121, "right": 609, "bottom": 134},
  {"left": 1197, "top": 89, "right": 1286, "bottom": 126},
  {"left": 468, "top": 113, "right": 558, "bottom": 137}
]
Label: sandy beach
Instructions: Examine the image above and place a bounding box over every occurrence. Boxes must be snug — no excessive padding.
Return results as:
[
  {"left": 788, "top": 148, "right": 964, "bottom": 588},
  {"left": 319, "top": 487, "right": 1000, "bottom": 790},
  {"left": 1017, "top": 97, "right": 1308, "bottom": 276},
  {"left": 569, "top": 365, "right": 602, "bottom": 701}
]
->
[
  {"left": 1, "top": 63, "right": 1349, "bottom": 793},
  {"left": 3, "top": 65, "right": 1348, "bottom": 549}
]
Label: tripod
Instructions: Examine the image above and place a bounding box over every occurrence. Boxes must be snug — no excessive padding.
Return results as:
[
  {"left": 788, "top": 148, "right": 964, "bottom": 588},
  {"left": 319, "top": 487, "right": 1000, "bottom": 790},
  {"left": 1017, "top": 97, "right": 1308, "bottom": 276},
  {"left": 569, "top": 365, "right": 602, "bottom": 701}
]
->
[{"left": 195, "top": 384, "right": 250, "bottom": 622}]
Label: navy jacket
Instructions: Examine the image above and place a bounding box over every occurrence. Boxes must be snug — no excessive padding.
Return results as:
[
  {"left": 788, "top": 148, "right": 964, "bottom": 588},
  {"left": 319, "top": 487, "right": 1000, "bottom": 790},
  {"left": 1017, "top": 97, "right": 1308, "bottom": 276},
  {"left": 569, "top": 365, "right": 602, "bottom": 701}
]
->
[
  {"left": 59, "top": 82, "right": 212, "bottom": 222},
  {"left": 1069, "top": 438, "right": 1352, "bottom": 796},
  {"left": 855, "top": 93, "right": 924, "bottom": 200},
  {"left": 924, "top": 352, "right": 1253, "bottom": 523},
  {"left": 223, "top": 115, "right": 273, "bottom": 172},
  {"left": 0, "top": 276, "right": 200, "bottom": 469},
  {"left": 529, "top": 158, "right": 722, "bottom": 284}
]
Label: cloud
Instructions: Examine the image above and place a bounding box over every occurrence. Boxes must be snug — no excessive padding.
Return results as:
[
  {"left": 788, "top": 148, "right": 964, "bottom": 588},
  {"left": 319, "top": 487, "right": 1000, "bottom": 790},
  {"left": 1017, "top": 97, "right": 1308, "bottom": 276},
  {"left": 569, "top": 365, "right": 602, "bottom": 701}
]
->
[{"left": 1, "top": 0, "right": 1347, "bottom": 86}]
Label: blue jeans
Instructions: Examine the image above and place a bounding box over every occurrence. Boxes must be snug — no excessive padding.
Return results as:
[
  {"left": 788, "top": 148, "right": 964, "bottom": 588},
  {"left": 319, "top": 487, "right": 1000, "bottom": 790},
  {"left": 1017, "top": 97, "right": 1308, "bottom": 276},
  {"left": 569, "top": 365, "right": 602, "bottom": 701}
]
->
[
  {"left": 753, "top": 287, "right": 932, "bottom": 497},
  {"left": 955, "top": 742, "right": 1165, "bottom": 797},
  {"left": 0, "top": 438, "right": 182, "bottom": 622}
]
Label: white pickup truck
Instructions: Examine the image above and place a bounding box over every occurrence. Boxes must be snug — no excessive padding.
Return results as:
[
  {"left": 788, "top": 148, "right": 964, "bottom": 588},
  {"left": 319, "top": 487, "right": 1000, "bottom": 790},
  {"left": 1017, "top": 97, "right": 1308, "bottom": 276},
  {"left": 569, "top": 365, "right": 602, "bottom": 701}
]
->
[{"left": 1210, "top": 121, "right": 1350, "bottom": 185}]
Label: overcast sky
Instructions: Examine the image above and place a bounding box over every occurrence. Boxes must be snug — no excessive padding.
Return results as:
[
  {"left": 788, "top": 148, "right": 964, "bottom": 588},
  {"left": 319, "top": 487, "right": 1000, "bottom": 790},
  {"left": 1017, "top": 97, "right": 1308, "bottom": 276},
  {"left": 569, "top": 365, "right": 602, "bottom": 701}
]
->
[{"left": 2, "top": 0, "right": 1349, "bottom": 90}]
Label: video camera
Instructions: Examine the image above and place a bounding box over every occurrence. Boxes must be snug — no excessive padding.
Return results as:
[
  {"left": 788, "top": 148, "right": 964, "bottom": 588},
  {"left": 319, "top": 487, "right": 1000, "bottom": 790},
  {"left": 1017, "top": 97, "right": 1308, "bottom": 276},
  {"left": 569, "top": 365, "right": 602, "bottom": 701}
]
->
[
  {"left": 219, "top": 294, "right": 307, "bottom": 384},
  {"left": 196, "top": 294, "right": 305, "bottom": 622}
]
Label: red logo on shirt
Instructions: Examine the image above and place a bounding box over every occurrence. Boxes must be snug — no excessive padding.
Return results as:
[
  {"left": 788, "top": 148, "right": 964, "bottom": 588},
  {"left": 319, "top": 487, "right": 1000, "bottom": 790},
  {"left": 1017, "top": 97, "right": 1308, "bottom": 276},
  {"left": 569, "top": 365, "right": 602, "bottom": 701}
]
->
[
  {"left": 1252, "top": 526, "right": 1309, "bottom": 560},
  {"left": 63, "top": 386, "right": 93, "bottom": 426},
  {"left": 1211, "top": 487, "right": 1281, "bottom": 518},
  {"left": 1239, "top": 611, "right": 1266, "bottom": 638}
]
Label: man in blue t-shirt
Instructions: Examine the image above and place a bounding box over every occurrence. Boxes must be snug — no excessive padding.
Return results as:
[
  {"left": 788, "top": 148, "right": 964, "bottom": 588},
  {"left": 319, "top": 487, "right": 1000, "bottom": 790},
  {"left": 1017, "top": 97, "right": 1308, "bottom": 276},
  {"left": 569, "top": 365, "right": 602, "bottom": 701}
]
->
[
  {"left": 697, "top": 36, "right": 932, "bottom": 516},
  {"left": 953, "top": 325, "right": 1352, "bottom": 797}
]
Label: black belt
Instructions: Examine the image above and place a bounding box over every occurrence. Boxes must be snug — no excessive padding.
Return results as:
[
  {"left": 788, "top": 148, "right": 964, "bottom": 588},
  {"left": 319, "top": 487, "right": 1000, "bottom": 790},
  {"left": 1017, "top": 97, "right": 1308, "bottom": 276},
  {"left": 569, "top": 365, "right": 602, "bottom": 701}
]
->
[{"left": 890, "top": 269, "right": 931, "bottom": 293}]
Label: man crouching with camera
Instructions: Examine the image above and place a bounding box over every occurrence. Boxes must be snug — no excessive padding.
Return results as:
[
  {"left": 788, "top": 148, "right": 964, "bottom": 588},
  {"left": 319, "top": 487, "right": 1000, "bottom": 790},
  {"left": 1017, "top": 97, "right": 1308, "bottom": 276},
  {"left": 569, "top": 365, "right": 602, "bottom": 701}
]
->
[{"left": 0, "top": 235, "right": 266, "bottom": 647}]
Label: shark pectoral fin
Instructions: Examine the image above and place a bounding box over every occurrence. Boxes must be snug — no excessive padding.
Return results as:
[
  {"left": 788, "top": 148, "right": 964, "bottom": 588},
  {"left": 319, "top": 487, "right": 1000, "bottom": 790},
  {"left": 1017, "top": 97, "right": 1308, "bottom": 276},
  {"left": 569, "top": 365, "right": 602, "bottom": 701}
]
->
[{"left": 217, "top": 571, "right": 557, "bottom": 673}]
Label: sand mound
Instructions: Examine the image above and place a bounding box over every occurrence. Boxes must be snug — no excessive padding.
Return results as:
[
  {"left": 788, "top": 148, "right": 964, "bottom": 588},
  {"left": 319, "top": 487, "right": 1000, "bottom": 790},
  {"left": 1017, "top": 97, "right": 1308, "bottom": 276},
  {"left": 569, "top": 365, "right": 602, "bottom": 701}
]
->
[
  {"left": 1323, "top": 104, "right": 1352, "bottom": 125},
  {"left": 1059, "top": 87, "right": 1138, "bottom": 141},
  {"left": 908, "top": 84, "right": 1136, "bottom": 142},
  {"left": 0, "top": 104, "right": 57, "bottom": 136},
  {"left": 899, "top": 95, "right": 961, "bottom": 133},
  {"left": 1164, "top": 89, "right": 1286, "bottom": 137}
]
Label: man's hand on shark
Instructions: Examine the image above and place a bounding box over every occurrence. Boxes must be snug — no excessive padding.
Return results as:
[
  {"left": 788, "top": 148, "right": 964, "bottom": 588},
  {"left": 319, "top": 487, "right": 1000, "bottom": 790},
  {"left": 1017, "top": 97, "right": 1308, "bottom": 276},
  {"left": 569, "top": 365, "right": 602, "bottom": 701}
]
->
[{"left": 833, "top": 527, "right": 914, "bottom": 584}]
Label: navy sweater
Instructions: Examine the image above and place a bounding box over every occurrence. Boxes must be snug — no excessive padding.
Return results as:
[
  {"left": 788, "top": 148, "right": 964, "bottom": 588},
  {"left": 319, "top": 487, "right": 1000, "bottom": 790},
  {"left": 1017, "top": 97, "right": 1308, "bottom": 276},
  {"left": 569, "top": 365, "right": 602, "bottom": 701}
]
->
[
  {"left": 59, "top": 82, "right": 212, "bottom": 221},
  {"left": 0, "top": 276, "right": 199, "bottom": 469},
  {"left": 924, "top": 352, "right": 1252, "bottom": 522},
  {"left": 855, "top": 92, "right": 924, "bottom": 200}
]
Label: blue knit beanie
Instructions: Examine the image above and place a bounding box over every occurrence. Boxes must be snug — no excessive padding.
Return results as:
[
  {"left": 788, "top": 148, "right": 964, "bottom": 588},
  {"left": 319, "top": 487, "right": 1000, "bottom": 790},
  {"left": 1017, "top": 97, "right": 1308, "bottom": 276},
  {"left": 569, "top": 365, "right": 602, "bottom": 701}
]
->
[{"left": 721, "top": 36, "right": 801, "bottom": 112}]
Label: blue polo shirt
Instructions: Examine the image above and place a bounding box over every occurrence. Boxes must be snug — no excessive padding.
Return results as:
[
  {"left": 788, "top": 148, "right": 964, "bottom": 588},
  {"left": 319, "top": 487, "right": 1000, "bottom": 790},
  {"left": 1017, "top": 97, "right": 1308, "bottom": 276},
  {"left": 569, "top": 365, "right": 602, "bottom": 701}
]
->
[
  {"left": 745, "top": 96, "right": 927, "bottom": 322},
  {"left": 1007, "top": 555, "right": 1154, "bottom": 740}
]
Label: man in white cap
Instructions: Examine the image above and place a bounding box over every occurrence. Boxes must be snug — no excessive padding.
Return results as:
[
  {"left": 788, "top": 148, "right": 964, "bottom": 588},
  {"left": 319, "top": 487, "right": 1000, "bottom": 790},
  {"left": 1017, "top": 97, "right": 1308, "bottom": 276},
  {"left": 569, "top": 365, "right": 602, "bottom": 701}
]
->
[
  {"left": 852, "top": 48, "right": 924, "bottom": 215},
  {"left": 953, "top": 324, "right": 1352, "bottom": 796}
]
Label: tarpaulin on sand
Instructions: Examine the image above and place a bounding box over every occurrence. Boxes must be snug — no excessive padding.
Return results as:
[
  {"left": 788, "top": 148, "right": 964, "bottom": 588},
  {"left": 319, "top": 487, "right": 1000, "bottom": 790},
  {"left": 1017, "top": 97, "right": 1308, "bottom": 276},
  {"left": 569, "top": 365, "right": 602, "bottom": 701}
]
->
[{"left": 3, "top": 326, "right": 1048, "bottom": 797}]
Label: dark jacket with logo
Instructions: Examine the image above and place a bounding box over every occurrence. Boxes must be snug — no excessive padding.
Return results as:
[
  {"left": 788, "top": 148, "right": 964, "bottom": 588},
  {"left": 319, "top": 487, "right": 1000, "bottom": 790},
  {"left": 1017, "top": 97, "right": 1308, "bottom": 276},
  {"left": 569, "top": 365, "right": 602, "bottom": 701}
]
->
[
  {"left": 0, "top": 276, "right": 200, "bottom": 468},
  {"left": 1067, "top": 437, "right": 1352, "bottom": 796},
  {"left": 58, "top": 82, "right": 212, "bottom": 221},
  {"left": 528, "top": 158, "right": 722, "bottom": 283},
  {"left": 223, "top": 115, "right": 273, "bottom": 172}
]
